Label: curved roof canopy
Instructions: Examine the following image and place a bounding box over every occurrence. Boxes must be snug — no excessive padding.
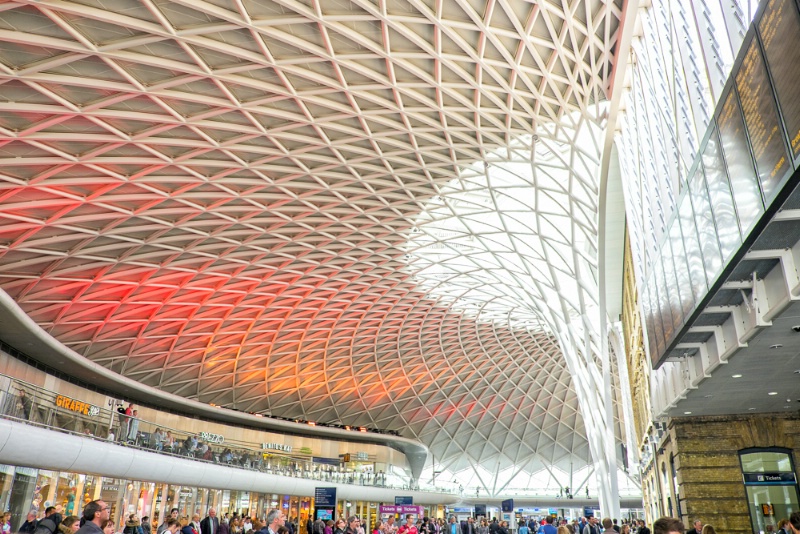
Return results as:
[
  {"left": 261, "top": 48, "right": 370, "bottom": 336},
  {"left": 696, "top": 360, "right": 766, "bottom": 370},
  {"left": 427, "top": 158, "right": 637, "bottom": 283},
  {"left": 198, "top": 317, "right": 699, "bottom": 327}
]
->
[{"left": 0, "top": 0, "right": 625, "bottom": 495}]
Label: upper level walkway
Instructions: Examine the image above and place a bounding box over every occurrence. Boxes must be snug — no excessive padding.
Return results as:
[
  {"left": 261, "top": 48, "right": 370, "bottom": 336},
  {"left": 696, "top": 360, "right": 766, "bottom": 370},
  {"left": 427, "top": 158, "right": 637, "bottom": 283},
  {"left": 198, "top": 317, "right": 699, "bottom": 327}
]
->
[{"left": 0, "top": 371, "right": 457, "bottom": 501}]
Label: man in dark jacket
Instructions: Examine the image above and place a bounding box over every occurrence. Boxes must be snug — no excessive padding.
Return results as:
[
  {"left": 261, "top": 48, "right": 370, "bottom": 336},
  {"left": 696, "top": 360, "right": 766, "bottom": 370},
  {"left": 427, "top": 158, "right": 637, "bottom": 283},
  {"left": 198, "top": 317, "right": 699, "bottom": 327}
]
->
[
  {"left": 200, "top": 510, "right": 220, "bottom": 534},
  {"left": 35, "top": 514, "right": 63, "bottom": 534},
  {"left": 19, "top": 512, "right": 38, "bottom": 534}
]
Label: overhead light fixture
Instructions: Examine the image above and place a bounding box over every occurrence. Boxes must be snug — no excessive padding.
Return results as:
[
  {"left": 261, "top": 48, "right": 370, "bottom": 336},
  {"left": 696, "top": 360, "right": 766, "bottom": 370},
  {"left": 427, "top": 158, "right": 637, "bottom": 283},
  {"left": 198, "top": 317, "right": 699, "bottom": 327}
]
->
[
  {"left": 748, "top": 407, "right": 756, "bottom": 411},
  {"left": 770, "top": 344, "right": 783, "bottom": 349},
  {"left": 358, "top": 427, "right": 367, "bottom": 432},
  {"left": 704, "top": 394, "right": 713, "bottom": 398},
  {"left": 684, "top": 411, "right": 692, "bottom": 415},
  {"left": 308, "top": 421, "right": 316, "bottom": 426},
  {"left": 732, "top": 374, "right": 743, "bottom": 378},
  {"left": 768, "top": 392, "right": 778, "bottom": 396}
]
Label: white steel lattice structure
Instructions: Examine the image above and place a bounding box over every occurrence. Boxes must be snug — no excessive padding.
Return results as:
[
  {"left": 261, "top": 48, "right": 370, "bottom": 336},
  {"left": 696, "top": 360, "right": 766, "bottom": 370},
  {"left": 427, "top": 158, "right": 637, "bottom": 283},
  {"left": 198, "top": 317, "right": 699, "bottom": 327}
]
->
[{"left": 0, "top": 0, "right": 632, "bottom": 507}]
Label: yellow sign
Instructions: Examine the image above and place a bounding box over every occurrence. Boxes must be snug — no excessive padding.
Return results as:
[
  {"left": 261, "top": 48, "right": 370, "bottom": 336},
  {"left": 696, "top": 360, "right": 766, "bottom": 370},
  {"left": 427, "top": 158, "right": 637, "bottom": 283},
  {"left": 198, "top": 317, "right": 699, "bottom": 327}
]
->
[{"left": 55, "top": 395, "right": 100, "bottom": 416}]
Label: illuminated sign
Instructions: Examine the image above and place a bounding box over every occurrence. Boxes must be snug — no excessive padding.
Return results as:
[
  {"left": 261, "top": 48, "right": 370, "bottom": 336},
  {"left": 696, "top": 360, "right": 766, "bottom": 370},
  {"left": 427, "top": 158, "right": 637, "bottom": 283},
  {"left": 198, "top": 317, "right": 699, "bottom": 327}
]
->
[
  {"left": 261, "top": 442, "right": 292, "bottom": 452},
  {"left": 56, "top": 395, "right": 100, "bottom": 417},
  {"left": 199, "top": 431, "right": 224, "bottom": 444},
  {"left": 354, "top": 452, "right": 369, "bottom": 461}
]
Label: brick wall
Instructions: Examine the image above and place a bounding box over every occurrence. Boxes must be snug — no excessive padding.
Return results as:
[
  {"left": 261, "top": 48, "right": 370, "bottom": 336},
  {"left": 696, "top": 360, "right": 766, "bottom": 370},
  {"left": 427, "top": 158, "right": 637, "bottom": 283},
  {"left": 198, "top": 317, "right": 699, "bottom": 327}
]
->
[{"left": 668, "top": 413, "right": 800, "bottom": 534}]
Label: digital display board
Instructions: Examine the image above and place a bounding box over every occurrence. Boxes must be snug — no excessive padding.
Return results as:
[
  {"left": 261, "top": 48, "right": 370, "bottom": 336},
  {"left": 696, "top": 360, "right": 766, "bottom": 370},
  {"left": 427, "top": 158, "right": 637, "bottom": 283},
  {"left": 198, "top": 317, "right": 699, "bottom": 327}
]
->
[
  {"left": 314, "top": 487, "right": 337, "bottom": 507},
  {"left": 649, "top": 0, "right": 800, "bottom": 367},
  {"left": 735, "top": 37, "right": 788, "bottom": 201},
  {"left": 758, "top": 0, "right": 800, "bottom": 161}
]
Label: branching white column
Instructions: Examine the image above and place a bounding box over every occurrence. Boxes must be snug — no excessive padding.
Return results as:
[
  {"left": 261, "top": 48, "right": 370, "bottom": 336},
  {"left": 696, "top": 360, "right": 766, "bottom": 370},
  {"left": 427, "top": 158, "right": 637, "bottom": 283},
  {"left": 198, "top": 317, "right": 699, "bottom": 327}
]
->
[{"left": 549, "top": 313, "right": 620, "bottom": 518}]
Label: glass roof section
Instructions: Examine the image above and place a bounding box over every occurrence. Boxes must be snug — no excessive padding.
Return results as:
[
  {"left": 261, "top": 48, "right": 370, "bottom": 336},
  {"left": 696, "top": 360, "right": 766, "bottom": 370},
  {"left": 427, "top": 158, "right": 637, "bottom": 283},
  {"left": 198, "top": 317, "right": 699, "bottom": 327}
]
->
[{"left": 0, "top": 0, "right": 629, "bottom": 504}]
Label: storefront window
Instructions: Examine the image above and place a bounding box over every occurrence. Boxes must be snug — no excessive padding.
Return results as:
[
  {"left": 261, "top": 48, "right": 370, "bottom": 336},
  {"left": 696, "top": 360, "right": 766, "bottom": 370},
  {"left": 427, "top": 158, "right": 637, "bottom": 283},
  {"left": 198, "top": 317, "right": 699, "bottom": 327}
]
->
[
  {"left": 0, "top": 465, "right": 14, "bottom": 517},
  {"left": 54, "top": 471, "right": 81, "bottom": 517},
  {"left": 7, "top": 467, "right": 37, "bottom": 529},
  {"left": 739, "top": 448, "right": 800, "bottom": 534},
  {"left": 100, "top": 478, "right": 125, "bottom": 526}
]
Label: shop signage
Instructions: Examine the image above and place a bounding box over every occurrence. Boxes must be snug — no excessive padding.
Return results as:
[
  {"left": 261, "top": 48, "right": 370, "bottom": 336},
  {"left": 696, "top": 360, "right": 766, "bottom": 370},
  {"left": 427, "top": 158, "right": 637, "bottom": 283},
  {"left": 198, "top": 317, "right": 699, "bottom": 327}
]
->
[
  {"left": 262, "top": 442, "right": 292, "bottom": 452},
  {"left": 199, "top": 431, "right": 224, "bottom": 444},
  {"left": 314, "top": 487, "right": 337, "bottom": 507},
  {"left": 102, "top": 485, "right": 119, "bottom": 492},
  {"left": 56, "top": 395, "right": 100, "bottom": 417},
  {"left": 743, "top": 472, "right": 797, "bottom": 485},
  {"left": 354, "top": 452, "right": 369, "bottom": 461},
  {"left": 378, "top": 506, "right": 423, "bottom": 515},
  {"left": 394, "top": 497, "right": 413, "bottom": 505}
]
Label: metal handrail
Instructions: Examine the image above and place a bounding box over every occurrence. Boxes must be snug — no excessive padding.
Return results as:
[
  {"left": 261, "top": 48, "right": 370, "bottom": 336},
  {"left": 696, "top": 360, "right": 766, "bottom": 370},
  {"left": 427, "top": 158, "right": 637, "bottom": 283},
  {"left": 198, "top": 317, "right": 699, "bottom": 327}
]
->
[{"left": 0, "top": 373, "right": 458, "bottom": 494}]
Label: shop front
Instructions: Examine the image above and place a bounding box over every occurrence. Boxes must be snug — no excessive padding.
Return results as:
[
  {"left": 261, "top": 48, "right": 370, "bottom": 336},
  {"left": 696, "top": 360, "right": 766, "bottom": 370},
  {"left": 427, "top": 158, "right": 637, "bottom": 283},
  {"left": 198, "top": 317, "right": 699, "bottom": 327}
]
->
[{"left": 0, "top": 463, "right": 330, "bottom": 533}]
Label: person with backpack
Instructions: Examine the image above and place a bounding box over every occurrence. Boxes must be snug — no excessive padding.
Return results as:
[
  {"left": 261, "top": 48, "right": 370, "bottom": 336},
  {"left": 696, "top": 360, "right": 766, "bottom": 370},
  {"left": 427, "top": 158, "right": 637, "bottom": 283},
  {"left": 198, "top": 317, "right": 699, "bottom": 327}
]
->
[
  {"left": 34, "top": 514, "right": 62, "bottom": 534},
  {"left": 123, "top": 515, "right": 143, "bottom": 534}
]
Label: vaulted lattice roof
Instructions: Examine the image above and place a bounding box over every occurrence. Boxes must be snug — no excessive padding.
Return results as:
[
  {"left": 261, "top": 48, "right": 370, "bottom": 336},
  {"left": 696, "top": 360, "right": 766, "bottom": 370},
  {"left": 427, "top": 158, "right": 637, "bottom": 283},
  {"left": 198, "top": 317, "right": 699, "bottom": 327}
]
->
[{"left": 0, "top": 0, "right": 624, "bottom": 494}]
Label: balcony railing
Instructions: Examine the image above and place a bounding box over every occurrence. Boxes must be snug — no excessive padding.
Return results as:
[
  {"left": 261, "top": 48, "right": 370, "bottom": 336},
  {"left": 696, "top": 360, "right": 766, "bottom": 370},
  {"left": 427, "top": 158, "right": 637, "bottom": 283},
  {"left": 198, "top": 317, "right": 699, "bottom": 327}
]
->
[{"left": 0, "top": 374, "right": 458, "bottom": 494}]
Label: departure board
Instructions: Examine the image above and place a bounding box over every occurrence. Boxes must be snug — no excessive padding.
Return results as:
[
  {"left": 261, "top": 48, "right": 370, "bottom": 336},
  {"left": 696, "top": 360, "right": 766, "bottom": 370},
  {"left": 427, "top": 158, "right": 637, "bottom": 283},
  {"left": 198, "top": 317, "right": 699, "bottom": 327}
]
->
[
  {"left": 735, "top": 37, "right": 788, "bottom": 201},
  {"left": 758, "top": 0, "right": 800, "bottom": 161},
  {"left": 648, "top": 0, "right": 800, "bottom": 367}
]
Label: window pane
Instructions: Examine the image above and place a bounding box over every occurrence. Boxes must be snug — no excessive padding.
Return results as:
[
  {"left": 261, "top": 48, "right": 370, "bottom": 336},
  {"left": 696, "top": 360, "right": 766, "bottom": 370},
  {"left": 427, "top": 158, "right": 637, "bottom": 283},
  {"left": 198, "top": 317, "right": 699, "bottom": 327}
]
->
[
  {"left": 704, "top": 126, "right": 742, "bottom": 262},
  {"left": 718, "top": 90, "right": 763, "bottom": 233},
  {"left": 689, "top": 164, "right": 723, "bottom": 282},
  {"left": 678, "top": 193, "right": 708, "bottom": 304},
  {"left": 669, "top": 217, "right": 694, "bottom": 318}
]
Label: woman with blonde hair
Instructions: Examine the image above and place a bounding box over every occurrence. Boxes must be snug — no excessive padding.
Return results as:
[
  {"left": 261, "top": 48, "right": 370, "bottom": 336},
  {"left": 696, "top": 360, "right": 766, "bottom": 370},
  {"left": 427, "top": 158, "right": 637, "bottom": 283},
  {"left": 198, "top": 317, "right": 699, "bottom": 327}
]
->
[
  {"left": 557, "top": 526, "right": 570, "bottom": 534},
  {"left": 701, "top": 525, "right": 716, "bottom": 534}
]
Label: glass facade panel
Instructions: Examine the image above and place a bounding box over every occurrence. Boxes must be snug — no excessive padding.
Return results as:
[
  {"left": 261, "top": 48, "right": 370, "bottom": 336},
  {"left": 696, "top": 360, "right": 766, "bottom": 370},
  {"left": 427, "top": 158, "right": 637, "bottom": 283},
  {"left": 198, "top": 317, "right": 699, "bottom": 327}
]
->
[
  {"left": 703, "top": 126, "right": 742, "bottom": 261},
  {"left": 648, "top": 271, "right": 666, "bottom": 356},
  {"left": 678, "top": 193, "right": 708, "bottom": 304},
  {"left": 661, "top": 238, "right": 684, "bottom": 332},
  {"left": 669, "top": 217, "right": 695, "bottom": 318},
  {"left": 718, "top": 90, "right": 763, "bottom": 234},
  {"left": 688, "top": 164, "right": 723, "bottom": 282},
  {"left": 655, "top": 259, "right": 674, "bottom": 343}
]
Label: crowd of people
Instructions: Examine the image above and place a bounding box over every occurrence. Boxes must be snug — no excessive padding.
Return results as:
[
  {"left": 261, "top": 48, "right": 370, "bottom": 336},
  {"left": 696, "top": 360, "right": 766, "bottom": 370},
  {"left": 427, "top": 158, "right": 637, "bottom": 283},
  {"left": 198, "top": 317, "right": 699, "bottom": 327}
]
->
[{"left": 7, "top": 505, "right": 800, "bottom": 534}]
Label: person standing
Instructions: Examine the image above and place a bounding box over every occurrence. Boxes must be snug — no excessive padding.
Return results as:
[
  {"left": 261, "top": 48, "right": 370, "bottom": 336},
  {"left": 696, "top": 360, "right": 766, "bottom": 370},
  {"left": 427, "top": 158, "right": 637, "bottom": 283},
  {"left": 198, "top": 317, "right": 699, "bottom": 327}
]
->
[
  {"left": 16, "top": 390, "right": 33, "bottom": 420},
  {"left": 582, "top": 518, "right": 599, "bottom": 534},
  {"left": 397, "top": 518, "right": 415, "bottom": 534},
  {"left": 265, "top": 511, "right": 285, "bottom": 534},
  {"left": 159, "top": 510, "right": 181, "bottom": 534},
  {"left": 652, "top": 519, "right": 684, "bottom": 534},
  {"left": 75, "top": 501, "right": 110, "bottom": 534},
  {"left": 345, "top": 518, "right": 360, "bottom": 534},
  {"left": 686, "top": 522, "right": 701, "bottom": 534},
  {"left": 20, "top": 512, "right": 39, "bottom": 534},
  {"left": 201, "top": 510, "right": 220, "bottom": 534}
]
